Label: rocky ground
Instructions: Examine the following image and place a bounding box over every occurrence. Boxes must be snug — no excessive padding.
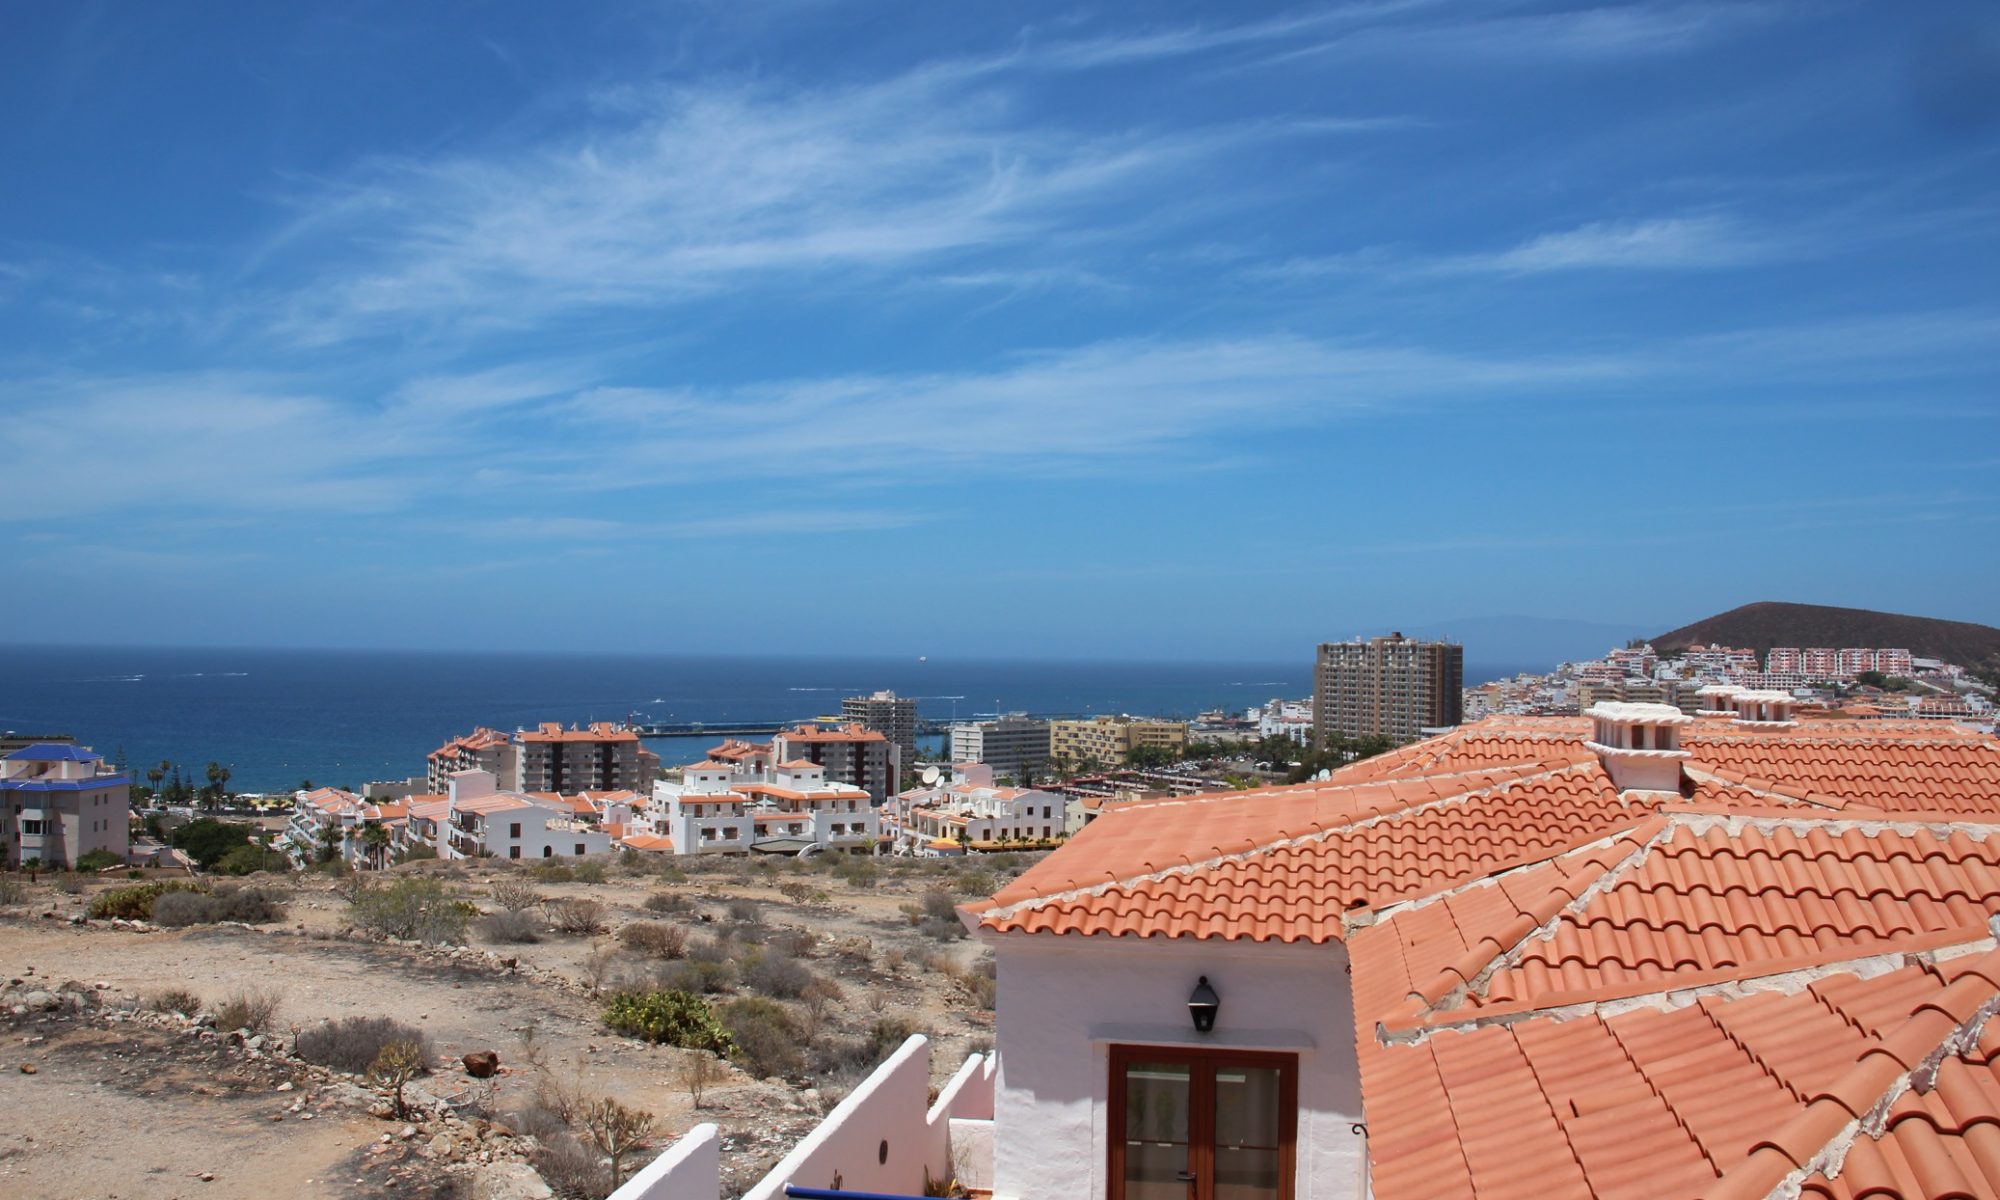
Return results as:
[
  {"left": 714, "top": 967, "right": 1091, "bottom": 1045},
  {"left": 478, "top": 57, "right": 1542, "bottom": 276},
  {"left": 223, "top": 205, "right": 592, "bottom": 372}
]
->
[{"left": 0, "top": 852, "right": 1023, "bottom": 1199}]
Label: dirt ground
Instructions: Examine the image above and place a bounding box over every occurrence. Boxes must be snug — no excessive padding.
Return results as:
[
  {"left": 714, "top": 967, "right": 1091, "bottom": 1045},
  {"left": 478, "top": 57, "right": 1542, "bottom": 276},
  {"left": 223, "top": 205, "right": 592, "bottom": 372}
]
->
[{"left": 0, "top": 852, "right": 1022, "bottom": 1199}]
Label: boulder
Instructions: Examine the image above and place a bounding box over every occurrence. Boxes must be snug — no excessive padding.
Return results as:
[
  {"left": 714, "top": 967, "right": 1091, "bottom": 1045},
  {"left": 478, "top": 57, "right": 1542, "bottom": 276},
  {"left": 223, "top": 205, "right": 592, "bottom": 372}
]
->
[{"left": 463, "top": 1050, "right": 501, "bottom": 1079}]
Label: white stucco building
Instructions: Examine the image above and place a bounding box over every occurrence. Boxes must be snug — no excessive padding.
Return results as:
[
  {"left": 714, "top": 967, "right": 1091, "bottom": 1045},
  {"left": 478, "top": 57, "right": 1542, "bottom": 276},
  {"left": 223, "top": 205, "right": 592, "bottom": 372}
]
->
[
  {"left": 887, "top": 763, "right": 1072, "bottom": 853},
  {"left": 438, "top": 770, "right": 613, "bottom": 860},
  {"left": 646, "top": 756, "right": 878, "bottom": 856}
]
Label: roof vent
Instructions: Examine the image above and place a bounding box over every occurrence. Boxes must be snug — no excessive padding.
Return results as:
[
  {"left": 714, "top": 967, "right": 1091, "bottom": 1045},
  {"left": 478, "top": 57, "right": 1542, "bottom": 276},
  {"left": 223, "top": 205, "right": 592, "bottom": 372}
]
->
[
  {"left": 1694, "top": 684, "right": 1740, "bottom": 717},
  {"left": 1730, "top": 690, "right": 1797, "bottom": 728},
  {"left": 1584, "top": 702, "right": 1692, "bottom": 794}
]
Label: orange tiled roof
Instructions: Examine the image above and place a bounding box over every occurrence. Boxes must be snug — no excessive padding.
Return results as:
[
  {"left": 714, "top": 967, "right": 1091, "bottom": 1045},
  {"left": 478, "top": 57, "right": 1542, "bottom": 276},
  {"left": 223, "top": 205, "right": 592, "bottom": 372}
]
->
[
  {"left": 619, "top": 833, "right": 675, "bottom": 853},
  {"left": 964, "top": 714, "right": 2000, "bottom": 1200},
  {"left": 780, "top": 723, "right": 887, "bottom": 744}
]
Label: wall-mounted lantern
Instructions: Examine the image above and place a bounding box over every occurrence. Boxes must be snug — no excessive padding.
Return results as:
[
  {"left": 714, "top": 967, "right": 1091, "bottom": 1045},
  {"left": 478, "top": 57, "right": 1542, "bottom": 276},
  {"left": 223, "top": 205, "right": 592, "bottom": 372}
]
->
[{"left": 1188, "top": 975, "right": 1220, "bottom": 1033}]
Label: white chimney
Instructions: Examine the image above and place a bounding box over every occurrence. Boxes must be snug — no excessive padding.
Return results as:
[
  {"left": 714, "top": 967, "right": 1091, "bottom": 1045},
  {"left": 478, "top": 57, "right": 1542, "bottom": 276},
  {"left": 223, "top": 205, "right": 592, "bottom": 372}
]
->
[
  {"left": 1695, "top": 684, "right": 1740, "bottom": 717},
  {"left": 1585, "top": 702, "right": 1693, "bottom": 794},
  {"left": 1730, "top": 690, "right": 1797, "bottom": 728}
]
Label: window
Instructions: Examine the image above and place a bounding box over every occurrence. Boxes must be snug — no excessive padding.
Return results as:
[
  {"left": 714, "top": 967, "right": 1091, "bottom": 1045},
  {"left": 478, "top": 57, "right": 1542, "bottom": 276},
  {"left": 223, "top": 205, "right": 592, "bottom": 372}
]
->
[
  {"left": 575, "top": 844, "right": 585, "bottom": 856},
  {"left": 542, "top": 846, "right": 553, "bottom": 858},
  {"left": 510, "top": 822, "right": 522, "bottom": 838},
  {"left": 21, "top": 820, "right": 43, "bottom": 835},
  {"left": 509, "top": 846, "right": 521, "bottom": 860},
  {"left": 1109, "top": 1045, "right": 1296, "bottom": 1200}
]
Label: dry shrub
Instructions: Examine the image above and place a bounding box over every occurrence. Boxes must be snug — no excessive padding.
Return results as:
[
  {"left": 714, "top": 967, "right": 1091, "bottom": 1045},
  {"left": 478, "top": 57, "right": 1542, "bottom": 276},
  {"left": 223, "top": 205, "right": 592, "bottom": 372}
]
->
[
  {"left": 720, "top": 997, "right": 802, "bottom": 1079},
  {"left": 213, "top": 987, "right": 283, "bottom": 1033},
  {"left": 741, "top": 951, "right": 813, "bottom": 1000},
  {"left": 545, "top": 897, "right": 607, "bottom": 935},
  {"left": 643, "top": 891, "right": 694, "bottom": 915},
  {"left": 489, "top": 875, "right": 544, "bottom": 912},
  {"left": 477, "top": 909, "right": 544, "bottom": 943},
  {"left": 296, "top": 1015, "right": 433, "bottom": 1074},
  {"left": 618, "top": 921, "right": 688, "bottom": 959},
  {"left": 148, "top": 988, "right": 202, "bottom": 1016}
]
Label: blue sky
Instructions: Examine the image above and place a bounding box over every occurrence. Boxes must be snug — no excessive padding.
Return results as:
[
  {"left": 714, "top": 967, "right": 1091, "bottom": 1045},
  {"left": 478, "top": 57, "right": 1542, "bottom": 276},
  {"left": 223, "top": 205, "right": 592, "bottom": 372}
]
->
[{"left": 3, "top": 1, "right": 1996, "bottom": 660}]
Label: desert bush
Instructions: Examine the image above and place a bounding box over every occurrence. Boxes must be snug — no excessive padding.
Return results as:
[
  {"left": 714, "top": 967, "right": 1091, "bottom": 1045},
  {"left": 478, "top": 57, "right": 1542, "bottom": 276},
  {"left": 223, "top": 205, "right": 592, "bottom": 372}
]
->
[
  {"left": 769, "top": 927, "right": 816, "bottom": 958},
  {"left": 778, "top": 880, "right": 815, "bottom": 904},
  {"left": 546, "top": 897, "right": 607, "bottom": 935},
  {"left": 967, "top": 958, "right": 997, "bottom": 1008},
  {"left": 920, "top": 888, "right": 960, "bottom": 922},
  {"left": 87, "top": 880, "right": 206, "bottom": 920},
  {"left": 395, "top": 844, "right": 438, "bottom": 864},
  {"left": 724, "top": 898, "right": 762, "bottom": 925},
  {"left": 296, "top": 1015, "right": 434, "bottom": 1074},
  {"left": 151, "top": 885, "right": 287, "bottom": 927},
  {"left": 489, "top": 875, "right": 544, "bottom": 912},
  {"left": 529, "top": 1132, "right": 603, "bottom": 1200},
  {"left": 148, "top": 988, "right": 202, "bottom": 1016},
  {"left": 601, "top": 989, "right": 737, "bottom": 1054},
  {"left": 720, "top": 996, "right": 802, "bottom": 1078},
  {"left": 215, "top": 843, "right": 291, "bottom": 875},
  {"left": 741, "top": 951, "right": 813, "bottom": 1000},
  {"left": 686, "top": 934, "right": 733, "bottom": 963},
  {"left": 573, "top": 859, "right": 608, "bottom": 885},
  {"left": 920, "top": 916, "right": 967, "bottom": 942},
  {"left": 348, "top": 877, "right": 472, "bottom": 943},
  {"left": 619, "top": 921, "right": 688, "bottom": 959},
  {"left": 75, "top": 849, "right": 124, "bottom": 872},
  {"left": 642, "top": 891, "right": 694, "bottom": 915},
  {"left": 800, "top": 977, "right": 844, "bottom": 1040},
  {"left": 0, "top": 875, "right": 25, "bottom": 905},
  {"left": 654, "top": 958, "right": 736, "bottom": 995},
  {"left": 528, "top": 862, "right": 575, "bottom": 884},
  {"left": 476, "top": 909, "right": 543, "bottom": 943},
  {"left": 213, "top": 987, "right": 282, "bottom": 1033}
]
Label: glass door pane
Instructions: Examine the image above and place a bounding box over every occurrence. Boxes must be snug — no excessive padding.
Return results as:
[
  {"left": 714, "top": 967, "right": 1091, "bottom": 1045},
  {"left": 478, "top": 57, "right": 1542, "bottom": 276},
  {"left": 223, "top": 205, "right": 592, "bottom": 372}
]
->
[
  {"left": 1123, "top": 1062, "right": 1192, "bottom": 1200},
  {"left": 1212, "top": 1066, "right": 1283, "bottom": 1200}
]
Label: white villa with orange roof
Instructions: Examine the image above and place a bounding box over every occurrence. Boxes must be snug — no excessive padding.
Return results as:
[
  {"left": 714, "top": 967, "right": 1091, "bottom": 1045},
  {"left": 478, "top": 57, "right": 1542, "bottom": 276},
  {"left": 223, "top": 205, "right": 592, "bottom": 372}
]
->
[
  {"left": 615, "top": 696, "right": 2000, "bottom": 1200},
  {"left": 436, "top": 770, "right": 614, "bottom": 861},
  {"left": 887, "top": 763, "right": 1072, "bottom": 854},
  {"left": 642, "top": 753, "right": 878, "bottom": 856}
]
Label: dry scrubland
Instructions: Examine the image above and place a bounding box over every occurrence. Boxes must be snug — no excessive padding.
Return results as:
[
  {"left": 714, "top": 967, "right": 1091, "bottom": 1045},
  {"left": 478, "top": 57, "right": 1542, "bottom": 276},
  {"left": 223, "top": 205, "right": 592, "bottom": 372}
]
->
[{"left": 0, "top": 850, "right": 1034, "bottom": 1200}]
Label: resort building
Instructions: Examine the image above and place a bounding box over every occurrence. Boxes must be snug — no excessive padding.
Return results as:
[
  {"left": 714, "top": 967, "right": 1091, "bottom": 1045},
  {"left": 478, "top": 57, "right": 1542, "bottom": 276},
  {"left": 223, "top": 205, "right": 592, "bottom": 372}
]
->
[
  {"left": 426, "top": 727, "right": 515, "bottom": 791},
  {"left": 771, "top": 723, "right": 900, "bottom": 804},
  {"left": 619, "top": 705, "right": 2000, "bottom": 1200},
  {"left": 438, "top": 770, "right": 613, "bottom": 861},
  {"left": 1048, "top": 715, "right": 1189, "bottom": 770},
  {"left": 424, "top": 722, "right": 660, "bottom": 795},
  {"left": 842, "top": 690, "right": 919, "bottom": 765},
  {"left": 949, "top": 714, "right": 1052, "bottom": 783},
  {"left": 887, "top": 763, "right": 1071, "bottom": 853},
  {"left": 515, "top": 722, "right": 659, "bottom": 793},
  {"left": 0, "top": 742, "right": 129, "bottom": 868},
  {"left": 644, "top": 754, "right": 877, "bottom": 856},
  {"left": 1313, "top": 632, "right": 1463, "bottom": 744}
]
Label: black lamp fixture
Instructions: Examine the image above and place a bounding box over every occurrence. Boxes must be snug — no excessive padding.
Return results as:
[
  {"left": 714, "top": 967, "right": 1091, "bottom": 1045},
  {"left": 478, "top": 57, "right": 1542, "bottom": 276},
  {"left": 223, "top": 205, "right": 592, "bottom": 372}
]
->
[{"left": 1188, "top": 975, "right": 1220, "bottom": 1033}]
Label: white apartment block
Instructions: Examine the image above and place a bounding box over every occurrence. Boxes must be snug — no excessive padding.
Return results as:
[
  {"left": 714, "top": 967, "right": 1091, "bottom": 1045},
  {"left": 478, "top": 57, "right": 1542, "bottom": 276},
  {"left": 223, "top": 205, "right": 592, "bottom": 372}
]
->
[
  {"left": 888, "top": 764, "right": 1073, "bottom": 854},
  {"left": 1251, "top": 699, "right": 1314, "bottom": 743},
  {"left": 437, "top": 770, "right": 614, "bottom": 861},
  {"left": 645, "top": 756, "right": 878, "bottom": 856},
  {"left": 950, "top": 715, "right": 1052, "bottom": 783},
  {"left": 0, "top": 743, "right": 130, "bottom": 869}
]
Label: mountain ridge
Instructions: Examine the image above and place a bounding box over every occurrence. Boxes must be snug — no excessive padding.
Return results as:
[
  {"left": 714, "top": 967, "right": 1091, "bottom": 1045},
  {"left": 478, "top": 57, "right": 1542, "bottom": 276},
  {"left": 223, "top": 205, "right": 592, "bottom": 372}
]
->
[{"left": 1653, "top": 601, "right": 2000, "bottom": 671}]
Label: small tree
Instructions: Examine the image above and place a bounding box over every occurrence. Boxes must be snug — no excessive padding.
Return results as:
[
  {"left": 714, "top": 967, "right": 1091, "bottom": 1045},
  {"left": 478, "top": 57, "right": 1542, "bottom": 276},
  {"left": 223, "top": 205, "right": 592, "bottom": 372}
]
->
[
  {"left": 581, "top": 1097, "right": 657, "bottom": 1189},
  {"left": 358, "top": 823, "right": 390, "bottom": 870},
  {"left": 367, "top": 1039, "right": 426, "bottom": 1119},
  {"left": 490, "top": 875, "right": 543, "bottom": 912},
  {"left": 672, "top": 1050, "right": 725, "bottom": 1109}
]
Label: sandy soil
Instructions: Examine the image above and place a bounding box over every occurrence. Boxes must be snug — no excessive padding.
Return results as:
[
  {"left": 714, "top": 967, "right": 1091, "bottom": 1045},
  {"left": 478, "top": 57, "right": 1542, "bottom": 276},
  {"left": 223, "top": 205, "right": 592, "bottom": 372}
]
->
[{"left": 0, "top": 853, "right": 1016, "bottom": 1199}]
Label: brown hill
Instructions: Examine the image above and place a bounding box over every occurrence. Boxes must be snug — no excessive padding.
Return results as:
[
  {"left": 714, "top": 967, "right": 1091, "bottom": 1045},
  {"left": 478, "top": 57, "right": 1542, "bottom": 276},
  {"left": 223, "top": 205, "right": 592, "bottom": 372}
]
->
[{"left": 1654, "top": 602, "right": 2000, "bottom": 672}]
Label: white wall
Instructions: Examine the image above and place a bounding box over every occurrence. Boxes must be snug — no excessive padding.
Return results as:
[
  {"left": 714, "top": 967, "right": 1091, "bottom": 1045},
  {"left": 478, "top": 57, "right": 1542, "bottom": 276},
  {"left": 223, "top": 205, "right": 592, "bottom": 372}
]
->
[
  {"left": 987, "top": 934, "right": 1363, "bottom": 1200},
  {"left": 608, "top": 1122, "right": 720, "bottom": 1200}
]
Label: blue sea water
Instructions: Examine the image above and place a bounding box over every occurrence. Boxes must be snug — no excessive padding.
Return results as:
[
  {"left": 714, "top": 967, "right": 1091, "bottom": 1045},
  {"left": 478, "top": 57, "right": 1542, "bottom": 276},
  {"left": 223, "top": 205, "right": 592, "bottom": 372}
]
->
[{"left": 0, "top": 645, "right": 1537, "bottom": 793}]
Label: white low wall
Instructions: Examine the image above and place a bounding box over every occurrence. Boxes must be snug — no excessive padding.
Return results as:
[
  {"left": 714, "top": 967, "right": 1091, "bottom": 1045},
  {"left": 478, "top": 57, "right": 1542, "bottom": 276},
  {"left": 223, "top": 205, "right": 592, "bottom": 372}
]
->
[
  {"left": 613, "top": 1041, "right": 997, "bottom": 1200},
  {"left": 609, "top": 1122, "right": 720, "bottom": 1200}
]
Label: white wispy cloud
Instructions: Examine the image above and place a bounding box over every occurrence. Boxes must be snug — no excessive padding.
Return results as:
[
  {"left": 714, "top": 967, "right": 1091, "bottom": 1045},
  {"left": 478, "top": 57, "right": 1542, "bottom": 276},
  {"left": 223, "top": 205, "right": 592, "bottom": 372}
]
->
[
  {"left": 1252, "top": 1, "right": 1790, "bottom": 69},
  {"left": 1258, "top": 214, "right": 1785, "bottom": 280}
]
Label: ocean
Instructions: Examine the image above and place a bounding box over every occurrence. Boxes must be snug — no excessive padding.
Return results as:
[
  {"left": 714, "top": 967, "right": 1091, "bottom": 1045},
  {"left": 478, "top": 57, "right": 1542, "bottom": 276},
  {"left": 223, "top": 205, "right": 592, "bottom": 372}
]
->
[{"left": 0, "top": 645, "right": 1538, "bottom": 793}]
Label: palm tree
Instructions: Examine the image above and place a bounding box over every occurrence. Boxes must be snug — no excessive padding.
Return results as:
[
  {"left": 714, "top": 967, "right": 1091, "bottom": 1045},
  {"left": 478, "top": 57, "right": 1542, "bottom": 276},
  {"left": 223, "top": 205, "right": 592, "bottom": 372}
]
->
[
  {"left": 359, "top": 824, "right": 391, "bottom": 871},
  {"left": 204, "top": 762, "right": 224, "bottom": 811},
  {"left": 146, "top": 762, "right": 166, "bottom": 796}
]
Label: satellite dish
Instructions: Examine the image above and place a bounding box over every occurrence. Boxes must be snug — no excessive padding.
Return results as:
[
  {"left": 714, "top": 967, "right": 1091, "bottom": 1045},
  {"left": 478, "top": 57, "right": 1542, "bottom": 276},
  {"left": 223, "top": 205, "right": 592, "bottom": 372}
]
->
[
  {"left": 1315, "top": 769, "right": 1332, "bottom": 782},
  {"left": 921, "top": 766, "right": 941, "bottom": 785}
]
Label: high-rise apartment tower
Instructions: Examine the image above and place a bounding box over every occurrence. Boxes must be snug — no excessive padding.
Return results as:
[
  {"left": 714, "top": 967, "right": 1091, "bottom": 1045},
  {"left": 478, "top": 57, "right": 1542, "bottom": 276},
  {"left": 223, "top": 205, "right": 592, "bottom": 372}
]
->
[{"left": 1312, "top": 633, "right": 1463, "bottom": 745}]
